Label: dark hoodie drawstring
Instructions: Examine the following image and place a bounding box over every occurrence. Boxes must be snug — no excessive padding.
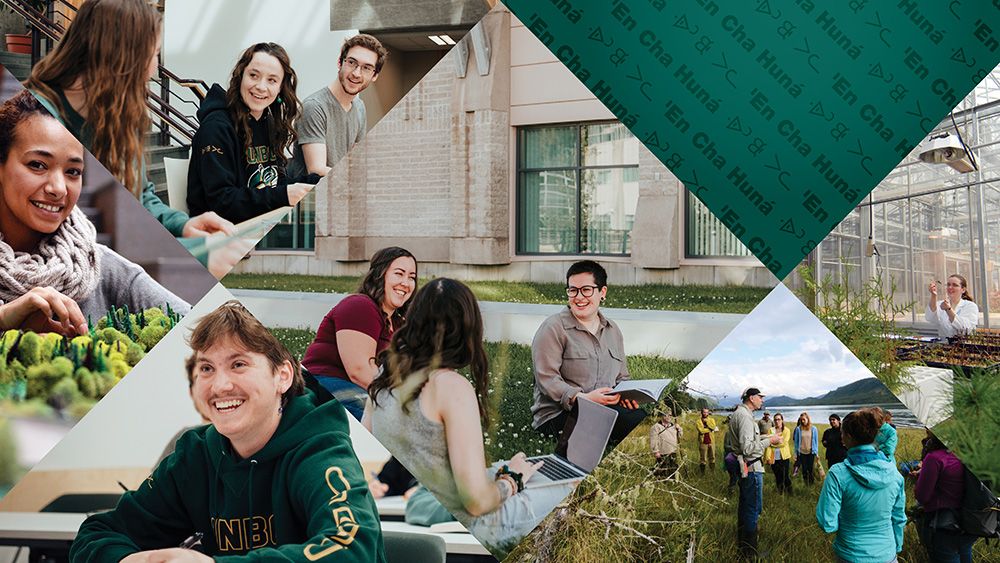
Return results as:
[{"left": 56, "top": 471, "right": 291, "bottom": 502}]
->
[{"left": 248, "top": 459, "right": 258, "bottom": 527}]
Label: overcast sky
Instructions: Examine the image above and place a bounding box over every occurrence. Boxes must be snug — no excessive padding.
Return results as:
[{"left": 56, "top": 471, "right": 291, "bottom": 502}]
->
[{"left": 684, "top": 284, "right": 874, "bottom": 405}]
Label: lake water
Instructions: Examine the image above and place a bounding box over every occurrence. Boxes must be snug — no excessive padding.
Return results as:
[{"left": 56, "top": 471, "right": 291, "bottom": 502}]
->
[{"left": 714, "top": 404, "right": 923, "bottom": 429}]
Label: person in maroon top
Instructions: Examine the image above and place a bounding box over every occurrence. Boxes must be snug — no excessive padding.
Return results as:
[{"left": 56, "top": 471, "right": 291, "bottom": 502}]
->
[
  {"left": 302, "top": 246, "right": 417, "bottom": 419},
  {"left": 914, "top": 430, "right": 978, "bottom": 562}
]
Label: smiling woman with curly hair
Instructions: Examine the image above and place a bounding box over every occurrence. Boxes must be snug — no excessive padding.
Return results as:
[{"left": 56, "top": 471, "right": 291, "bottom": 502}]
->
[{"left": 185, "top": 42, "right": 315, "bottom": 223}]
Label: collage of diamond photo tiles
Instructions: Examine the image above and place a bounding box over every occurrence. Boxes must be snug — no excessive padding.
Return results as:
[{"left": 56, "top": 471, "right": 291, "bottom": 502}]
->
[{"left": 0, "top": 1, "right": 998, "bottom": 562}]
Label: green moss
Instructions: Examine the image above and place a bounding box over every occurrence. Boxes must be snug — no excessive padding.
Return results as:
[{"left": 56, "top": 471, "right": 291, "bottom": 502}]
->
[
  {"left": 74, "top": 367, "right": 97, "bottom": 399},
  {"left": 98, "top": 327, "right": 129, "bottom": 348},
  {"left": 47, "top": 377, "right": 81, "bottom": 410},
  {"left": 39, "top": 332, "right": 63, "bottom": 361},
  {"left": 25, "top": 357, "right": 74, "bottom": 398},
  {"left": 95, "top": 371, "right": 117, "bottom": 396},
  {"left": 137, "top": 325, "right": 167, "bottom": 352},
  {"left": 125, "top": 342, "right": 145, "bottom": 366},
  {"left": 16, "top": 332, "right": 42, "bottom": 366},
  {"left": 109, "top": 358, "right": 130, "bottom": 380}
]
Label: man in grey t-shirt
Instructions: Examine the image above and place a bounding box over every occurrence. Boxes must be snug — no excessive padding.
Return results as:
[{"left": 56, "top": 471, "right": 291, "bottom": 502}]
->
[{"left": 287, "top": 34, "right": 387, "bottom": 180}]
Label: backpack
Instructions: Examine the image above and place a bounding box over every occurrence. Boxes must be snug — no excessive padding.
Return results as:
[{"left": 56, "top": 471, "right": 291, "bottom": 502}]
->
[{"left": 958, "top": 467, "right": 1000, "bottom": 539}]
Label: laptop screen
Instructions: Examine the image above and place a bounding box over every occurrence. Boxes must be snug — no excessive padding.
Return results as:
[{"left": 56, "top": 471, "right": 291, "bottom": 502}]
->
[{"left": 566, "top": 398, "right": 620, "bottom": 473}]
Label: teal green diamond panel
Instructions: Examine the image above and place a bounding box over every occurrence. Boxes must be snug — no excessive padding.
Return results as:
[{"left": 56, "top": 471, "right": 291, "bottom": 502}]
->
[{"left": 505, "top": 0, "right": 1000, "bottom": 277}]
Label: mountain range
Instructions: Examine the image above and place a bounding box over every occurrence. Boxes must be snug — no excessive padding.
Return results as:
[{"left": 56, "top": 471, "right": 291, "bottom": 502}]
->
[{"left": 760, "top": 377, "right": 903, "bottom": 407}]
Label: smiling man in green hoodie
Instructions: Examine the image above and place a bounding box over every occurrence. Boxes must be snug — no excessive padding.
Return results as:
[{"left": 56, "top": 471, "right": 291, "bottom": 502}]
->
[{"left": 70, "top": 300, "right": 386, "bottom": 562}]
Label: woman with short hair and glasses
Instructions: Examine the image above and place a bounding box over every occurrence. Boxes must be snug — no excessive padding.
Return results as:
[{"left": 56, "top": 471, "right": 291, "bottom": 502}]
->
[
  {"left": 926, "top": 274, "right": 979, "bottom": 338},
  {"left": 529, "top": 260, "right": 645, "bottom": 456}
]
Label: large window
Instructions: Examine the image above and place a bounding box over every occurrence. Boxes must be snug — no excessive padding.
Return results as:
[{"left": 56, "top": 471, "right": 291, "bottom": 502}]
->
[
  {"left": 257, "top": 191, "right": 315, "bottom": 250},
  {"left": 685, "top": 193, "right": 753, "bottom": 258},
  {"left": 516, "top": 123, "right": 638, "bottom": 255}
]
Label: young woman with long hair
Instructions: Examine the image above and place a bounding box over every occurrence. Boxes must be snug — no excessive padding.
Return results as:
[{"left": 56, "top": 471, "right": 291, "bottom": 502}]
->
[
  {"left": 926, "top": 274, "right": 979, "bottom": 338},
  {"left": 301, "top": 247, "right": 416, "bottom": 419},
  {"left": 0, "top": 90, "right": 188, "bottom": 334},
  {"left": 365, "top": 279, "right": 574, "bottom": 557},
  {"left": 185, "top": 42, "right": 313, "bottom": 223},
  {"left": 24, "top": 0, "right": 231, "bottom": 240},
  {"left": 816, "top": 409, "right": 905, "bottom": 563},
  {"left": 765, "top": 413, "right": 792, "bottom": 494},
  {"left": 793, "top": 411, "right": 819, "bottom": 485}
]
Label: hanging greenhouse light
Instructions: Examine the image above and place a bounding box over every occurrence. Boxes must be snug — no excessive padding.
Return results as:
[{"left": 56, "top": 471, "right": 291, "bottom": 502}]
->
[{"left": 917, "top": 132, "right": 976, "bottom": 173}]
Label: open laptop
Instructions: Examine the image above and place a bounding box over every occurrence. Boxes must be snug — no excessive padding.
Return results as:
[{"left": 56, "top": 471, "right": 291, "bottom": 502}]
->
[{"left": 493, "top": 398, "right": 619, "bottom": 489}]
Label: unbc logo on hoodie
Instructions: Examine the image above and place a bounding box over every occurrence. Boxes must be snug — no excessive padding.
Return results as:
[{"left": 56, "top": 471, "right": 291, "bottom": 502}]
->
[
  {"left": 248, "top": 164, "right": 278, "bottom": 190},
  {"left": 212, "top": 514, "right": 276, "bottom": 551}
]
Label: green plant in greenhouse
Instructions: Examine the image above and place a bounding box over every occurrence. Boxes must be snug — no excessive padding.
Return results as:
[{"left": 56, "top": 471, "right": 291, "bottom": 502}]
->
[{"left": 796, "top": 265, "right": 913, "bottom": 394}]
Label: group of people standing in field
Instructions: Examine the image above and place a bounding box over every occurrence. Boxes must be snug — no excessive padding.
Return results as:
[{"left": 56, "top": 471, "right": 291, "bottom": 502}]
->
[{"left": 651, "top": 393, "right": 987, "bottom": 563}]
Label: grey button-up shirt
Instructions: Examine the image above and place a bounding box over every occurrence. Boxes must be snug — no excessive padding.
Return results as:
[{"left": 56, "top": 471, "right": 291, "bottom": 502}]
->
[{"left": 530, "top": 308, "right": 629, "bottom": 429}]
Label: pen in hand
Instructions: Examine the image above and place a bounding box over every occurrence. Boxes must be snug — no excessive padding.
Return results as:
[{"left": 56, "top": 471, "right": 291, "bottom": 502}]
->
[{"left": 179, "top": 532, "right": 203, "bottom": 549}]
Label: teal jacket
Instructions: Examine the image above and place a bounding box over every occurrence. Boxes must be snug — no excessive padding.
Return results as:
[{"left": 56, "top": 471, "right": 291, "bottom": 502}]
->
[
  {"left": 30, "top": 89, "right": 208, "bottom": 263},
  {"left": 875, "top": 422, "right": 898, "bottom": 460},
  {"left": 70, "top": 390, "right": 387, "bottom": 562},
  {"left": 816, "top": 444, "right": 905, "bottom": 563}
]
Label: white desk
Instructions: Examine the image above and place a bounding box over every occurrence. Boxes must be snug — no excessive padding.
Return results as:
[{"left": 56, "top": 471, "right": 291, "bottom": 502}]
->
[
  {"left": 0, "top": 512, "right": 83, "bottom": 543},
  {"left": 376, "top": 495, "right": 406, "bottom": 518}
]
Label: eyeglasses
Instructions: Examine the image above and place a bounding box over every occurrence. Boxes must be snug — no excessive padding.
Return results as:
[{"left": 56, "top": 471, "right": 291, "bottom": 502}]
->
[
  {"left": 342, "top": 57, "right": 376, "bottom": 78},
  {"left": 566, "top": 285, "right": 600, "bottom": 298}
]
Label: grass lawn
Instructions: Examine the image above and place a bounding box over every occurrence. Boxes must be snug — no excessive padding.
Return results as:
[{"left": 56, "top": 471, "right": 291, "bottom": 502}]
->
[
  {"left": 507, "top": 415, "right": 1000, "bottom": 563},
  {"left": 269, "top": 329, "right": 698, "bottom": 461},
  {"left": 227, "top": 274, "right": 769, "bottom": 314}
]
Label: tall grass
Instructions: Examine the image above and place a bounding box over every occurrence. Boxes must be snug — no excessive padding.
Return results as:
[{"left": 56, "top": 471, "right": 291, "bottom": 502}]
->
[
  {"left": 480, "top": 341, "right": 696, "bottom": 461},
  {"left": 269, "top": 329, "right": 698, "bottom": 462},
  {"left": 507, "top": 413, "right": 1000, "bottom": 562}
]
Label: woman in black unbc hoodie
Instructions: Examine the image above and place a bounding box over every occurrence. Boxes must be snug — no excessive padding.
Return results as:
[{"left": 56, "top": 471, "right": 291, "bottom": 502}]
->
[{"left": 187, "top": 43, "right": 315, "bottom": 224}]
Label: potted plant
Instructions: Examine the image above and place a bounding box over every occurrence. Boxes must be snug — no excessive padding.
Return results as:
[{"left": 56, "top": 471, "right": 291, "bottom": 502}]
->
[{"left": 4, "top": 0, "right": 47, "bottom": 55}]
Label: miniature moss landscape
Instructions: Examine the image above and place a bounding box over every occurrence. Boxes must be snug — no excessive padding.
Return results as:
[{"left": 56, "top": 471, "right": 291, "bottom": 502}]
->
[{"left": 0, "top": 304, "right": 181, "bottom": 418}]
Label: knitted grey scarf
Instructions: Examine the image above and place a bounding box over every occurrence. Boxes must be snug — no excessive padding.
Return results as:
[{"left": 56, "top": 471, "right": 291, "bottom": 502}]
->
[{"left": 0, "top": 206, "right": 101, "bottom": 304}]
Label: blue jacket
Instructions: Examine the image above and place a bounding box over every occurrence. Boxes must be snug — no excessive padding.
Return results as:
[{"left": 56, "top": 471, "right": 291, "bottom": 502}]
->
[
  {"left": 816, "top": 445, "right": 906, "bottom": 562},
  {"left": 792, "top": 425, "right": 819, "bottom": 456},
  {"left": 875, "top": 422, "right": 898, "bottom": 460}
]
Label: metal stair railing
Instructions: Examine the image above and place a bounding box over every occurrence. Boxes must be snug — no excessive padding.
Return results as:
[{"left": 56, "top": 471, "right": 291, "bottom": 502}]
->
[{"left": 1, "top": 0, "right": 205, "bottom": 146}]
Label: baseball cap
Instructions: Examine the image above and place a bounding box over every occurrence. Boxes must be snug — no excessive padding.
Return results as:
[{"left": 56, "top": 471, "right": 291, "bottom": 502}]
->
[{"left": 741, "top": 387, "right": 765, "bottom": 401}]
